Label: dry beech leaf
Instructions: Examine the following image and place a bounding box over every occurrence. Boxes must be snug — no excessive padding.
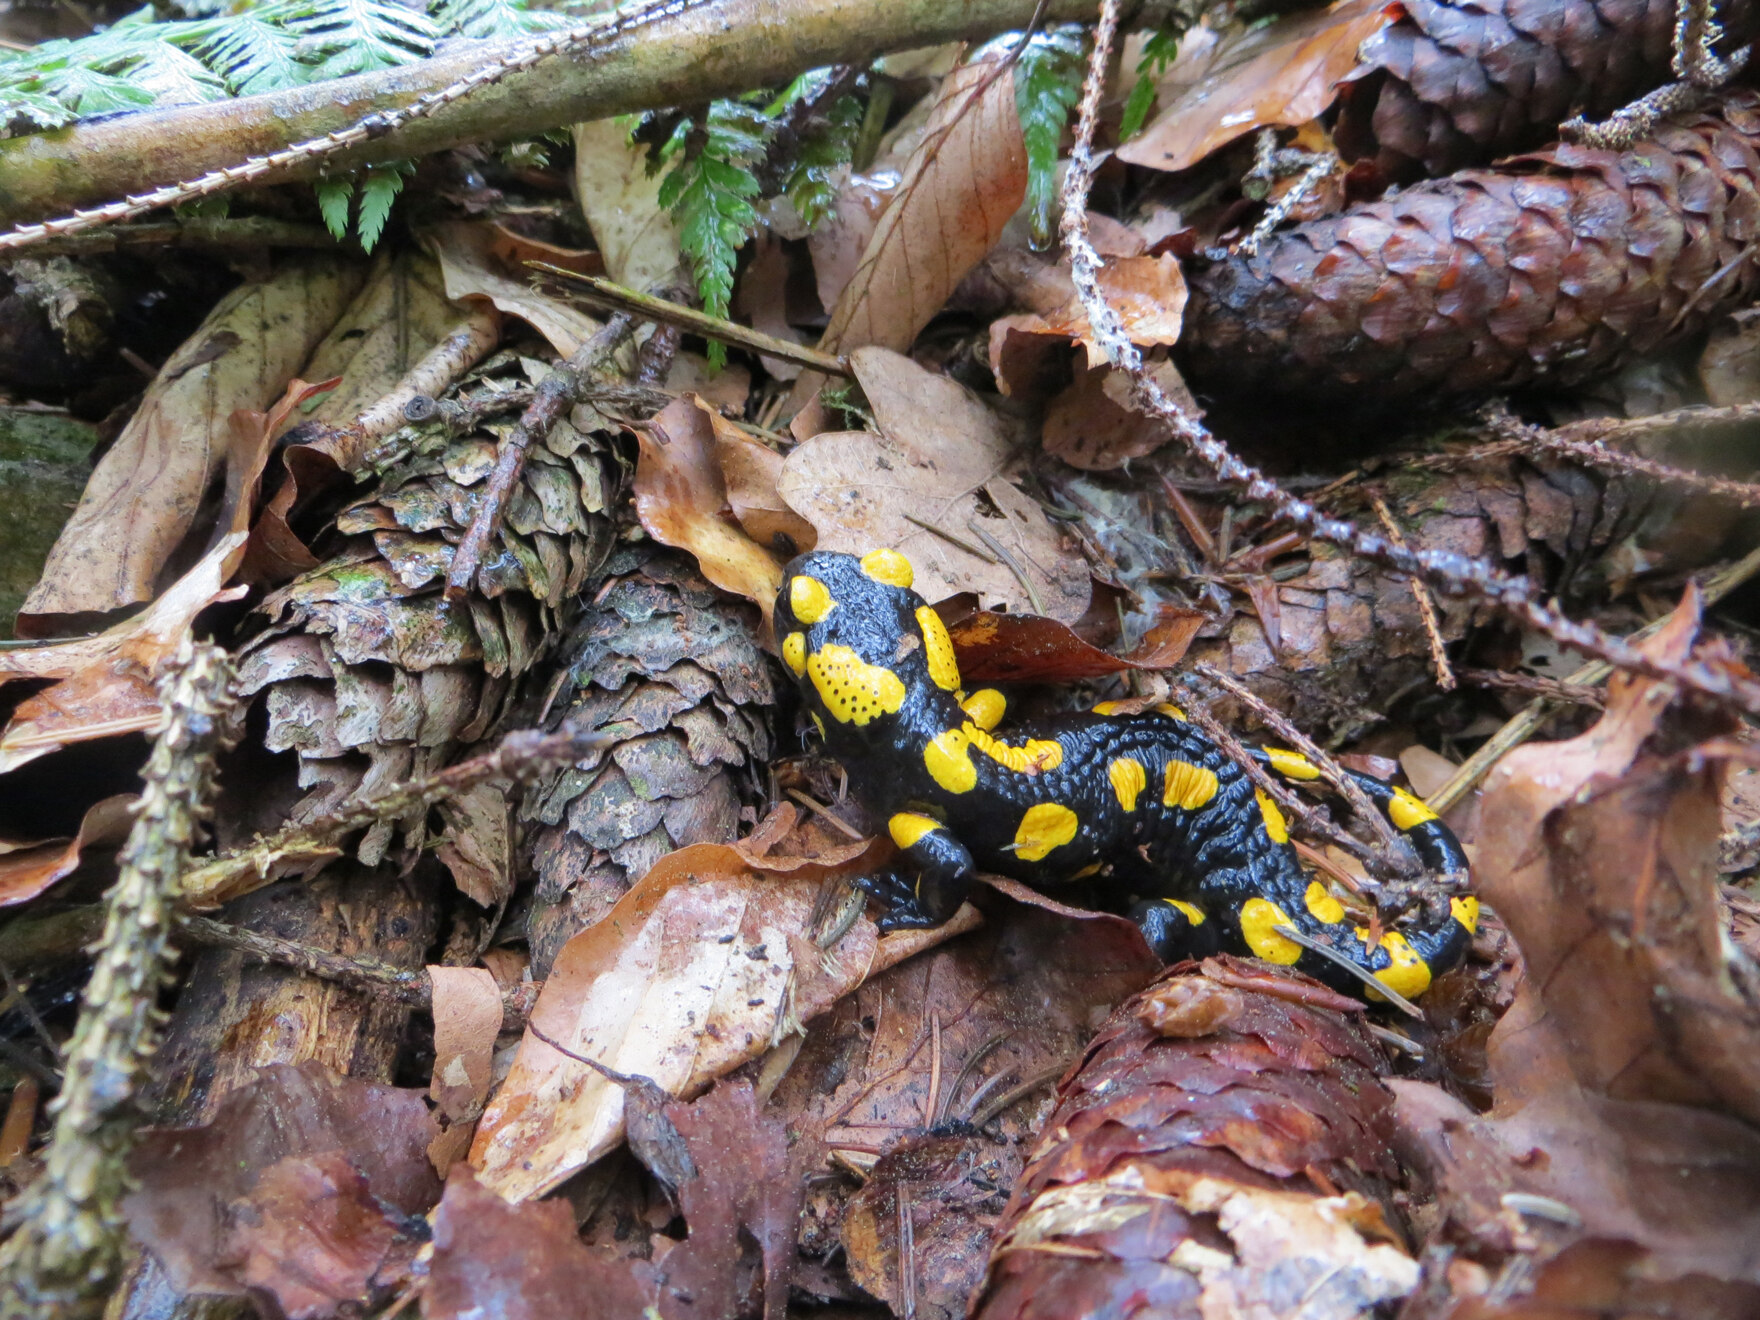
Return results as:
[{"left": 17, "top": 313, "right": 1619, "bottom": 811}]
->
[
  {"left": 0, "top": 794, "right": 133, "bottom": 907},
  {"left": 471, "top": 822, "right": 975, "bottom": 1202},
  {"left": 947, "top": 604, "right": 1205, "bottom": 684},
  {"left": 988, "top": 252, "right": 1187, "bottom": 378},
  {"left": 807, "top": 173, "right": 897, "bottom": 318},
  {"left": 633, "top": 395, "right": 789, "bottom": 625},
  {"left": 789, "top": 55, "right": 1028, "bottom": 409},
  {"left": 428, "top": 965, "right": 503, "bottom": 1176},
  {"left": 572, "top": 116, "right": 683, "bottom": 293},
  {"left": 778, "top": 347, "right": 1089, "bottom": 620},
  {"left": 700, "top": 403, "right": 816, "bottom": 555},
  {"left": 1116, "top": 0, "right": 1398, "bottom": 175},
  {"left": 0, "top": 378, "right": 330, "bottom": 775},
  {"left": 19, "top": 257, "right": 363, "bottom": 625},
  {"left": 426, "top": 220, "right": 601, "bottom": 356},
  {"left": 733, "top": 235, "right": 812, "bottom": 381},
  {"left": 1041, "top": 359, "right": 1198, "bottom": 470}
]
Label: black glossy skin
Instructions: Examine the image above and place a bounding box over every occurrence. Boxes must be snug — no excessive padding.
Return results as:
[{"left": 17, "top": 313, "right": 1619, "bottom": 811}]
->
[{"left": 775, "top": 550, "right": 1478, "bottom": 1002}]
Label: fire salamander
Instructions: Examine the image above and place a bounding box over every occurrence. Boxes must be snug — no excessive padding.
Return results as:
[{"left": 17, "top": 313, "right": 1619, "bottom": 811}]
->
[{"left": 774, "top": 548, "right": 1478, "bottom": 1002}]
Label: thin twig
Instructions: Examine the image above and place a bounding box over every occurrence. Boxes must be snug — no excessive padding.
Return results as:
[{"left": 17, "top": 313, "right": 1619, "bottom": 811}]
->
[
  {"left": 1191, "top": 661, "right": 1412, "bottom": 867},
  {"left": 1370, "top": 494, "right": 1454, "bottom": 691},
  {"left": 1455, "top": 668, "right": 1606, "bottom": 707},
  {"left": 1428, "top": 541, "right": 1760, "bottom": 811},
  {"left": 1271, "top": 924, "right": 1423, "bottom": 1018},
  {"left": 181, "top": 725, "right": 616, "bottom": 907},
  {"left": 786, "top": 788, "right": 865, "bottom": 840},
  {"left": 445, "top": 312, "right": 636, "bottom": 599},
  {"left": 902, "top": 513, "right": 998, "bottom": 562},
  {"left": 533, "top": 266, "right": 853, "bottom": 377},
  {"left": 1058, "top": 0, "right": 1760, "bottom": 721},
  {"left": 966, "top": 518, "right": 1045, "bottom": 614},
  {"left": 0, "top": 639, "right": 237, "bottom": 1318},
  {"left": 19, "top": 217, "right": 341, "bottom": 257}
]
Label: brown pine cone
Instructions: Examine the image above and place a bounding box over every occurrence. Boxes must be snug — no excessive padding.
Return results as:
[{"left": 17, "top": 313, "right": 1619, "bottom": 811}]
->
[
  {"left": 1334, "top": 0, "right": 1755, "bottom": 180},
  {"left": 1181, "top": 94, "right": 1760, "bottom": 400}
]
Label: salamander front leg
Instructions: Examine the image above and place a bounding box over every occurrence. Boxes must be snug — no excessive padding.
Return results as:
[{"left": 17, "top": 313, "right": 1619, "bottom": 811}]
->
[
  {"left": 860, "top": 812, "right": 975, "bottom": 932},
  {"left": 1129, "top": 897, "right": 1222, "bottom": 963}
]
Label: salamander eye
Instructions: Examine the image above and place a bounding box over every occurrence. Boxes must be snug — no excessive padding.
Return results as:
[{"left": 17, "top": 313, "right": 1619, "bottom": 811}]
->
[
  {"left": 789, "top": 575, "right": 835, "bottom": 623},
  {"left": 859, "top": 548, "right": 914, "bottom": 589}
]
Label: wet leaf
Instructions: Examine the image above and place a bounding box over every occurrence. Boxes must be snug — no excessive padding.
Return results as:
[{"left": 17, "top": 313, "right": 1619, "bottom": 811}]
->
[
  {"left": 790, "top": 55, "right": 1027, "bottom": 408},
  {"left": 426, "top": 220, "right": 602, "bottom": 356},
  {"left": 946, "top": 603, "right": 1205, "bottom": 684},
  {"left": 778, "top": 347, "right": 1090, "bottom": 620},
  {"left": 1115, "top": 0, "right": 1397, "bottom": 175},
  {"left": 19, "top": 258, "right": 363, "bottom": 625},
  {"left": 123, "top": 1061, "right": 440, "bottom": 1318},
  {"left": 633, "top": 394, "right": 789, "bottom": 627},
  {"left": 572, "top": 115, "right": 684, "bottom": 293},
  {"left": 470, "top": 829, "right": 899, "bottom": 1201}
]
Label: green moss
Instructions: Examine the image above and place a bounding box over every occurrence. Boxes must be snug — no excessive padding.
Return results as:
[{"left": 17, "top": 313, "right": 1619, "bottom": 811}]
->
[{"left": 0, "top": 408, "right": 98, "bottom": 634}]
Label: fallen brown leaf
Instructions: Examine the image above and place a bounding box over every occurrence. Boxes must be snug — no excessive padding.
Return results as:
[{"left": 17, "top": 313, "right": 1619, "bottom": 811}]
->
[
  {"left": 0, "top": 793, "right": 132, "bottom": 907},
  {"left": 946, "top": 602, "right": 1205, "bottom": 684},
  {"left": 778, "top": 347, "right": 1090, "bottom": 620},
  {"left": 123, "top": 1061, "right": 440, "bottom": 1318},
  {"left": 790, "top": 54, "right": 1027, "bottom": 410},
  {"left": 572, "top": 116, "right": 683, "bottom": 293},
  {"left": 988, "top": 252, "right": 1187, "bottom": 380},
  {"left": 1116, "top": 0, "right": 1398, "bottom": 176},
  {"left": 428, "top": 965, "right": 503, "bottom": 1175},
  {"left": 19, "top": 257, "right": 363, "bottom": 626},
  {"left": 426, "top": 220, "right": 601, "bottom": 356},
  {"left": 633, "top": 394, "right": 790, "bottom": 627}
]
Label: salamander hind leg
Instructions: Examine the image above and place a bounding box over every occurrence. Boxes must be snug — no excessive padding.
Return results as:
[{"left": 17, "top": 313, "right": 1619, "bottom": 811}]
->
[{"left": 1129, "top": 897, "right": 1222, "bottom": 963}]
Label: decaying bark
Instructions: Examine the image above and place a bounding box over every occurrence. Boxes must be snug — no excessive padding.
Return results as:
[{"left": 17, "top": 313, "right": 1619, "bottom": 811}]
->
[{"left": 1183, "top": 93, "right": 1760, "bottom": 400}]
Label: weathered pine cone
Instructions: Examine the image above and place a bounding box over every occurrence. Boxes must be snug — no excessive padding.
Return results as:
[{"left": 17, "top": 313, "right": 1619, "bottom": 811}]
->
[
  {"left": 1181, "top": 93, "right": 1760, "bottom": 400},
  {"left": 1334, "top": 0, "right": 1755, "bottom": 180},
  {"left": 237, "top": 358, "right": 621, "bottom": 871},
  {"left": 520, "top": 546, "right": 777, "bottom": 975}
]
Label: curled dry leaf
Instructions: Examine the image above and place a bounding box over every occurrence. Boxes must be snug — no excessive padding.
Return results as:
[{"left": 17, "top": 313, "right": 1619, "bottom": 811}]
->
[
  {"left": 428, "top": 964, "right": 505, "bottom": 1176},
  {"left": 19, "top": 257, "right": 364, "bottom": 626},
  {"left": 1116, "top": 0, "right": 1399, "bottom": 175},
  {"left": 779, "top": 347, "right": 1089, "bottom": 621},
  {"left": 0, "top": 378, "right": 330, "bottom": 775},
  {"left": 633, "top": 394, "right": 792, "bottom": 627},
  {"left": 1386, "top": 589, "right": 1760, "bottom": 1302},
  {"left": 0, "top": 793, "right": 132, "bottom": 907},
  {"left": 426, "top": 220, "right": 601, "bottom": 356},
  {"left": 989, "top": 252, "right": 1187, "bottom": 379},
  {"left": 470, "top": 825, "right": 904, "bottom": 1201},
  {"left": 789, "top": 54, "right": 1028, "bottom": 409},
  {"left": 122, "top": 1061, "right": 440, "bottom": 1319}
]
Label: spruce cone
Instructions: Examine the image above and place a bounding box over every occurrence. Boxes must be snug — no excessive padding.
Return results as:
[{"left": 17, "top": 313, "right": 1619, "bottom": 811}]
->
[
  {"left": 1181, "top": 94, "right": 1760, "bottom": 400},
  {"left": 1334, "top": 0, "right": 1755, "bottom": 180},
  {"left": 237, "top": 358, "right": 621, "bottom": 873},
  {"left": 520, "top": 546, "right": 777, "bottom": 975}
]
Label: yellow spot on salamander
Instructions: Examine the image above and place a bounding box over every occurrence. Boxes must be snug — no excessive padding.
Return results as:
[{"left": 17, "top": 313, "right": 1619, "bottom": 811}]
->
[
  {"left": 1013, "top": 802, "right": 1079, "bottom": 861},
  {"left": 924, "top": 728, "right": 977, "bottom": 794},
  {"left": 1304, "top": 880, "right": 1345, "bottom": 924},
  {"left": 1163, "top": 759, "right": 1219, "bottom": 811},
  {"left": 860, "top": 548, "right": 914, "bottom": 589},
  {"left": 1357, "top": 928, "right": 1432, "bottom": 1001},
  {"left": 966, "top": 723, "right": 1063, "bottom": 774},
  {"left": 1388, "top": 787, "right": 1440, "bottom": 831},
  {"left": 1072, "top": 861, "right": 1104, "bottom": 878},
  {"left": 1108, "top": 757, "right": 1147, "bottom": 812},
  {"left": 888, "top": 812, "right": 942, "bottom": 849},
  {"left": 1255, "top": 789, "right": 1290, "bottom": 844},
  {"left": 1451, "top": 895, "right": 1480, "bottom": 933},
  {"left": 916, "top": 606, "right": 961, "bottom": 691},
  {"left": 1091, "top": 700, "right": 1127, "bottom": 716},
  {"left": 1155, "top": 703, "right": 1187, "bottom": 721},
  {"left": 806, "top": 645, "right": 906, "bottom": 726},
  {"left": 1265, "top": 747, "right": 1321, "bottom": 780},
  {"left": 789, "top": 575, "right": 835, "bottom": 624},
  {"left": 1166, "top": 898, "right": 1206, "bottom": 926},
  {"left": 782, "top": 631, "right": 807, "bottom": 677},
  {"left": 961, "top": 688, "right": 1006, "bottom": 730},
  {"left": 1239, "top": 897, "right": 1302, "bottom": 964}
]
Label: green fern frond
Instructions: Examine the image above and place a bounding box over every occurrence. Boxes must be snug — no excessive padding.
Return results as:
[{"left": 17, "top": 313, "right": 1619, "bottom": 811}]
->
[
  {"left": 192, "top": 5, "right": 307, "bottom": 97},
  {"left": 657, "top": 100, "right": 773, "bottom": 368},
  {"left": 774, "top": 72, "right": 862, "bottom": 231},
  {"left": 1014, "top": 25, "right": 1086, "bottom": 250},
  {"left": 1120, "top": 27, "right": 1178, "bottom": 141},
  {"left": 432, "top": 0, "right": 568, "bottom": 40},
  {"left": 281, "top": 0, "right": 437, "bottom": 80},
  {"left": 315, "top": 175, "right": 354, "bottom": 241},
  {"left": 354, "top": 166, "right": 407, "bottom": 250}
]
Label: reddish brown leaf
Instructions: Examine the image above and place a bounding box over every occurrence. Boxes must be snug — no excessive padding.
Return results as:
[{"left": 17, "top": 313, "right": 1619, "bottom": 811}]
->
[
  {"left": 947, "top": 603, "right": 1204, "bottom": 684},
  {"left": 0, "top": 793, "right": 131, "bottom": 906}
]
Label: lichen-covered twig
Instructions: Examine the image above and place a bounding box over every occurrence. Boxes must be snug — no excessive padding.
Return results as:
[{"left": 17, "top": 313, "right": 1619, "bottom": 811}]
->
[
  {"left": 1563, "top": 0, "right": 1750, "bottom": 147},
  {"left": 0, "top": 639, "right": 237, "bottom": 1319},
  {"left": 1064, "top": 0, "right": 1760, "bottom": 719},
  {"left": 443, "top": 312, "right": 636, "bottom": 600},
  {"left": 180, "top": 725, "right": 615, "bottom": 907}
]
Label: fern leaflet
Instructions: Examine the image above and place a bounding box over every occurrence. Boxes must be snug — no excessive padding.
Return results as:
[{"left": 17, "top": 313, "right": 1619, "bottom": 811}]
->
[
  {"left": 1014, "top": 25, "right": 1086, "bottom": 250},
  {"left": 1120, "top": 27, "right": 1178, "bottom": 141}
]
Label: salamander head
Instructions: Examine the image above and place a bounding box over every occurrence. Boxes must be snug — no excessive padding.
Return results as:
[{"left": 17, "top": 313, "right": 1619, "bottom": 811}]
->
[{"left": 775, "top": 549, "right": 963, "bottom": 740}]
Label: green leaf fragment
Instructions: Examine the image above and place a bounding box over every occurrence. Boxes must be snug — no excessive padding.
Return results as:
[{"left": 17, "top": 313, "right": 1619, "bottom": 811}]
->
[{"left": 1014, "top": 25, "right": 1087, "bottom": 250}]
